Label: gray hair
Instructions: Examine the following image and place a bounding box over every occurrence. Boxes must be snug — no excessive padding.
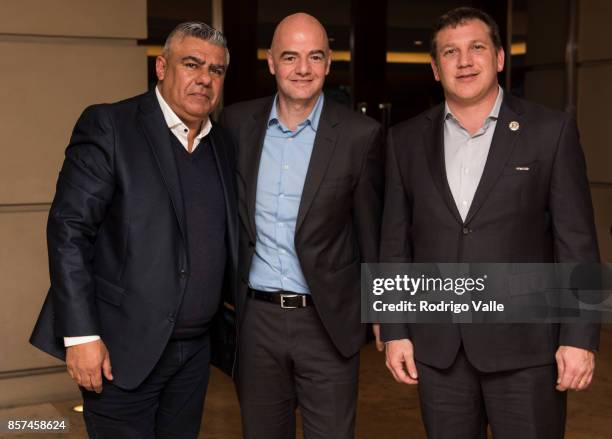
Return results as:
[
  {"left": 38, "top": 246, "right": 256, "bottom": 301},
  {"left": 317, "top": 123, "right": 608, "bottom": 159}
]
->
[{"left": 163, "top": 22, "right": 229, "bottom": 64}]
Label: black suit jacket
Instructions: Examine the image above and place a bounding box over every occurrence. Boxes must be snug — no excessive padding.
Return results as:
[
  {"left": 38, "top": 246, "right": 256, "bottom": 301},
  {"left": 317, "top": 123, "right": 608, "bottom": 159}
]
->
[
  {"left": 218, "top": 95, "right": 383, "bottom": 358},
  {"left": 380, "top": 93, "right": 600, "bottom": 372},
  {"left": 30, "top": 91, "right": 238, "bottom": 389}
]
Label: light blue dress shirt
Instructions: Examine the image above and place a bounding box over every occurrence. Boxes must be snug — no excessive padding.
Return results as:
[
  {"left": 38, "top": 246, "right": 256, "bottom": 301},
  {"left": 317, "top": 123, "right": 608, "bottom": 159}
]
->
[{"left": 248, "top": 93, "right": 325, "bottom": 294}]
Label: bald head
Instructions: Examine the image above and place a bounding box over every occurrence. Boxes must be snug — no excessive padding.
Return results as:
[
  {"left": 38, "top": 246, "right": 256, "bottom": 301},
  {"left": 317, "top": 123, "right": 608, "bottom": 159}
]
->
[
  {"left": 267, "top": 13, "right": 331, "bottom": 109},
  {"left": 271, "top": 13, "right": 330, "bottom": 53}
]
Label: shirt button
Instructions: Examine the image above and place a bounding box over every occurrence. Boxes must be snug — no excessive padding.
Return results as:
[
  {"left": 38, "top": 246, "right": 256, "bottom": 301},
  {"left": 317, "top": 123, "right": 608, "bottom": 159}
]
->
[
  {"left": 282, "top": 165, "right": 289, "bottom": 170},
  {"left": 464, "top": 168, "right": 469, "bottom": 174},
  {"left": 462, "top": 200, "right": 468, "bottom": 206},
  {"left": 279, "top": 194, "right": 285, "bottom": 199},
  {"left": 278, "top": 222, "right": 284, "bottom": 227}
]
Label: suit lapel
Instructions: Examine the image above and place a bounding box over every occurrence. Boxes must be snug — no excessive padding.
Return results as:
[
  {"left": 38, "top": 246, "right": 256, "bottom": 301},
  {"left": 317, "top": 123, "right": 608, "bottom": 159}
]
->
[
  {"left": 138, "top": 92, "right": 186, "bottom": 241},
  {"left": 242, "top": 99, "right": 273, "bottom": 241},
  {"left": 423, "top": 105, "right": 463, "bottom": 224},
  {"left": 464, "top": 94, "right": 524, "bottom": 224},
  {"left": 295, "top": 98, "right": 339, "bottom": 232}
]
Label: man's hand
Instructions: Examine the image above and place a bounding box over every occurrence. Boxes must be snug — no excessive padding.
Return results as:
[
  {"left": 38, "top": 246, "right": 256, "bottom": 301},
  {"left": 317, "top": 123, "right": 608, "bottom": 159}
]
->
[
  {"left": 385, "top": 338, "right": 418, "bottom": 384},
  {"left": 66, "top": 339, "right": 113, "bottom": 393},
  {"left": 555, "top": 345, "right": 595, "bottom": 391},
  {"left": 372, "top": 324, "right": 384, "bottom": 352}
]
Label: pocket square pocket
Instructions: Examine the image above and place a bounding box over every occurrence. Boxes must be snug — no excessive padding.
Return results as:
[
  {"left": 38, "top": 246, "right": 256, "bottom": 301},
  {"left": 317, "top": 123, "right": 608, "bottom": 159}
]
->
[{"left": 502, "top": 161, "right": 538, "bottom": 176}]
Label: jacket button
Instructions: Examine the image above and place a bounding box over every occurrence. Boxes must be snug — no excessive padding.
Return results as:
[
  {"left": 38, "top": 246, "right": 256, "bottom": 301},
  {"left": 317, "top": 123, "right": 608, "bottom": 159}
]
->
[
  {"left": 248, "top": 241, "right": 255, "bottom": 248},
  {"left": 462, "top": 227, "right": 472, "bottom": 235},
  {"left": 167, "top": 313, "right": 175, "bottom": 322},
  {"left": 179, "top": 270, "right": 189, "bottom": 279}
]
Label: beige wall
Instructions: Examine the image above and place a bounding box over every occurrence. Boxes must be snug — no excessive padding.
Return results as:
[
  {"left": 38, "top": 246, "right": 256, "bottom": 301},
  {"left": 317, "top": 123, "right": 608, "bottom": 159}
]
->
[
  {"left": 578, "top": 0, "right": 612, "bottom": 261},
  {"left": 0, "top": 1, "right": 147, "bottom": 407},
  {"left": 526, "top": 0, "right": 612, "bottom": 262},
  {"left": 524, "top": 0, "right": 568, "bottom": 110}
]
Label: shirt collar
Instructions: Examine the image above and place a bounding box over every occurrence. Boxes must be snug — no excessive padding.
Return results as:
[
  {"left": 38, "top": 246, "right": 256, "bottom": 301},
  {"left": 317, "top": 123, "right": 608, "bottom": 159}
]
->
[
  {"left": 268, "top": 93, "right": 325, "bottom": 132},
  {"left": 444, "top": 85, "right": 504, "bottom": 122},
  {"left": 155, "top": 86, "right": 212, "bottom": 140}
]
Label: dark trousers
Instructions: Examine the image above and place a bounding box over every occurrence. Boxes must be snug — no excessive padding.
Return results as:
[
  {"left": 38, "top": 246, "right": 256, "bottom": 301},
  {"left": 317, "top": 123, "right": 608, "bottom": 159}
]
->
[
  {"left": 82, "top": 333, "right": 211, "bottom": 439},
  {"left": 238, "top": 297, "right": 360, "bottom": 439},
  {"left": 417, "top": 346, "right": 566, "bottom": 439}
]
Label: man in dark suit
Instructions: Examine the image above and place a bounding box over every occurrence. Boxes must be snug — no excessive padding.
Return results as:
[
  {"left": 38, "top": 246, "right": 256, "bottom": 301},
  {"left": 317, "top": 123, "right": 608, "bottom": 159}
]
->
[
  {"left": 218, "top": 13, "right": 383, "bottom": 439},
  {"left": 30, "top": 22, "right": 237, "bottom": 438},
  {"left": 381, "top": 7, "right": 600, "bottom": 439}
]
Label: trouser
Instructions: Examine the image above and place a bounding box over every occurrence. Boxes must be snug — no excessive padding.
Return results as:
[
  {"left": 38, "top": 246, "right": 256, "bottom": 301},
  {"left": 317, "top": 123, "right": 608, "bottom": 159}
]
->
[
  {"left": 238, "top": 297, "right": 360, "bottom": 439},
  {"left": 417, "top": 346, "right": 566, "bottom": 439},
  {"left": 82, "top": 333, "right": 211, "bottom": 439}
]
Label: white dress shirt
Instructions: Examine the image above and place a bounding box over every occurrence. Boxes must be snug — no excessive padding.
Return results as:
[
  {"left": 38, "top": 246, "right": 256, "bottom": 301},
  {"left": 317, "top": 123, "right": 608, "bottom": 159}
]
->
[{"left": 444, "top": 86, "right": 503, "bottom": 221}]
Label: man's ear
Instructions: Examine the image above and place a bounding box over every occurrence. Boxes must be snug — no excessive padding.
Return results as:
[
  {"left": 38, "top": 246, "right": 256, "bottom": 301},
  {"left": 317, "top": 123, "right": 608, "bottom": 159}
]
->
[
  {"left": 431, "top": 59, "right": 441, "bottom": 82},
  {"left": 267, "top": 50, "right": 276, "bottom": 75},
  {"left": 155, "top": 56, "right": 167, "bottom": 81},
  {"left": 496, "top": 47, "right": 505, "bottom": 73},
  {"left": 325, "top": 49, "right": 332, "bottom": 76}
]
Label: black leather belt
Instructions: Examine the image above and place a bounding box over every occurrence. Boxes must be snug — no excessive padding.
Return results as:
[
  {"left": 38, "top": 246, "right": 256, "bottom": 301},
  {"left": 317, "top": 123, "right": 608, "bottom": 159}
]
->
[{"left": 248, "top": 289, "right": 313, "bottom": 309}]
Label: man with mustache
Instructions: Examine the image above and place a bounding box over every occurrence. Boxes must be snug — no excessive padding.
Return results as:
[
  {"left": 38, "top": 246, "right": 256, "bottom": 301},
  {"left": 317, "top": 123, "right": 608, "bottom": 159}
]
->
[
  {"left": 30, "top": 22, "right": 237, "bottom": 438},
  {"left": 381, "top": 7, "right": 600, "bottom": 438},
  {"left": 219, "top": 12, "right": 383, "bottom": 439}
]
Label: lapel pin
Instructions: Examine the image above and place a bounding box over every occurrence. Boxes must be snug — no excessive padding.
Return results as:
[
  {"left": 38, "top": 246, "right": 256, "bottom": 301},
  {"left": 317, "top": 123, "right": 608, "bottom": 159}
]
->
[
  {"left": 515, "top": 166, "right": 530, "bottom": 171},
  {"left": 509, "top": 121, "right": 520, "bottom": 131}
]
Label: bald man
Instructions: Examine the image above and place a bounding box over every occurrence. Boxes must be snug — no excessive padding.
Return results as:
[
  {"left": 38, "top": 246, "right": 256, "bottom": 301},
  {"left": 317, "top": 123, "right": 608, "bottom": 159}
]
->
[{"left": 218, "top": 13, "right": 383, "bottom": 439}]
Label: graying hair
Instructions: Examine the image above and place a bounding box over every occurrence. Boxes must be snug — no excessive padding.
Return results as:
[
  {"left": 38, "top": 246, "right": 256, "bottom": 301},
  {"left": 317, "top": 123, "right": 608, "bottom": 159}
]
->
[{"left": 163, "top": 21, "right": 229, "bottom": 64}]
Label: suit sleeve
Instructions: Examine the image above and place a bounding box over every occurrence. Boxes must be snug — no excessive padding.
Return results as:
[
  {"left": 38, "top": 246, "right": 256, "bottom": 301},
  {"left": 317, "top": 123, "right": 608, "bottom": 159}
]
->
[
  {"left": 549, "top": 114, "right": 601, "bottom": 351},
  {"left": 216, "top": 108, "right": 228, "bottom": 128},
  {"left": 379, "top": 126, "right": 413, "bottom": 342},
  {"left": 216, "top": 108, "right": 238, "bottom": 158},
  {"left": 353, "top": 125, "right": 384, "bottom": 264},
  {"left": 47, "top": 105, "right": 116, "bottom": 337}
]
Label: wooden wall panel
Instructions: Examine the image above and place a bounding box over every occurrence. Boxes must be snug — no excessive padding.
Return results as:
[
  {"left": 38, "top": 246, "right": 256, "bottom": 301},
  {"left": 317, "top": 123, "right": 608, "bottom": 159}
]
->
[
  {"left": 577, "top": 64, "right": 612, "bottom": 184},
  {"left": 591, "top": 187, "right": 612, "bottom": 263},
  {"left": 0, "top": 41, "right": 146, "bottom": 204},
  {"left": 0, "top": 0, "right": 146, "bottom": 39},
  {"left": 579, "top": 0, "right": 612, "bottom": 62},
  {"left": 0, "top": 211, "right": 61, "bottom": 372}
]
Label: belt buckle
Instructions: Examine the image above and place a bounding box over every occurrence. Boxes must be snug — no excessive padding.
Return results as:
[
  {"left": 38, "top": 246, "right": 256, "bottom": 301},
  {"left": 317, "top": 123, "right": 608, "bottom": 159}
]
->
[{"left": 280, "top": 293, "right": 305, "bottom": 309}]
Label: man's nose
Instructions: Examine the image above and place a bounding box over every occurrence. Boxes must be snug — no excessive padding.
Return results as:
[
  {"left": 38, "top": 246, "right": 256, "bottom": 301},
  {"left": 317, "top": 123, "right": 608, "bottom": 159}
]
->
[
  {"left": 295, "top": 57, "right": 311, "bottom": 75},
  {"left": 457, "top": 49, "right": 473, "bottom": 68},
  {"left": 197, "top": 69, "right": 212, "bottom": 86}
]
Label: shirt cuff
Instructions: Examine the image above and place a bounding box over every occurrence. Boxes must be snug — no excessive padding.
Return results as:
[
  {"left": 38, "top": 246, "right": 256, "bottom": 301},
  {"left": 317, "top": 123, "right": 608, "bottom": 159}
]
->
[{"left": 64, "top": 335, "right": 101, "bottom": 347}]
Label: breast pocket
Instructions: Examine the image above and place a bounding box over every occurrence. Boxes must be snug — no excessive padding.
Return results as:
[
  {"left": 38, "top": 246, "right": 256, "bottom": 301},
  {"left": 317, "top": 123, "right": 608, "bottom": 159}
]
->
[
  {"left": 499, "top": 160, "right": 541, "bottom": 207},
  {"left": 502, "top": 161, "right": 538, "bottom": 176},
  {"left": 315, "top": 176, "right": 353, "bottom": 204}
]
